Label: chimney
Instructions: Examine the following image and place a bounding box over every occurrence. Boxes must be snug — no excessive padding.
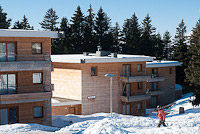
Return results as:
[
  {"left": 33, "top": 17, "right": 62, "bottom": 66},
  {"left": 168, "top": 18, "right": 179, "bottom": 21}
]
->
[
  {"left": 96, "top": 46, "right": 111, "bottom": 57},
  {"left": 111, "top": 53, "right": 117, "bottom": 58}
]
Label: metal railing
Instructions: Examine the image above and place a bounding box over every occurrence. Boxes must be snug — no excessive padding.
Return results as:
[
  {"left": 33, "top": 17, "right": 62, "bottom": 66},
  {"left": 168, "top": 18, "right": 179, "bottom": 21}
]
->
[
  {"left": 121, "top": 72, "right": 146, "bottom": 77},
  {"left": 122, "top": 90, "right": 148, "bottom": 97},
  {"left": 0, "top": 84, "right": 52, "bottom": 95},
  {"left": 0, "top": 53, "right": 51, "bottom": 62}
]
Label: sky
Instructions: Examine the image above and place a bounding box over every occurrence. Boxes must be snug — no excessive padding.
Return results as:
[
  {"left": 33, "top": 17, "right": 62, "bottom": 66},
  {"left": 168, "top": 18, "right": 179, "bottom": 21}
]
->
[{"left": 1, "top": 0, "right": 200, "bottom": 37}]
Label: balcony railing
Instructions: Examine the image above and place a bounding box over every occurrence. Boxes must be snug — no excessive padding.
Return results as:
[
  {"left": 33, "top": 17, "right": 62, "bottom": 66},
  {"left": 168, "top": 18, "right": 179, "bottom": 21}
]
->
[
  {"left": 148, "top": 89, "right": 165, "bottom": 96},
  {"left": 0, "top": 54, "right": 51, "bottom": 62},
  {"left": 120, "top": 73, "right": 165, "bottom": 82},
  {"left": 121, "top": 91, "right": 151, "bottom": 102},
  {"left": 0, "top": 85, "right": 52, "bottom": 95}
]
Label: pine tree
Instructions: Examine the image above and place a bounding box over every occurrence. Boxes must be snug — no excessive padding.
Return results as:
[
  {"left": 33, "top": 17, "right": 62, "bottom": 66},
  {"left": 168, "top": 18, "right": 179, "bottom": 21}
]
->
[
  {"left": 12, "top": 21, "right": 23, "bottom": 29},
  {"left": 122, "top": 13, "right": 141, "bottom": 54},
  {"left": 140, "top": 14, "right": 156, "bottom": 56},
  {"left": 153, "top": 33, "right": 164, "bottom": 59},
  {"left": 172, "top": 19, "right": 189, "bottom": 85},
  {"left": 185, "top": 19, "right": 200, "bottom": 106},
  {"left": 39, "top": 8, "right": 59, "bottom": 31},
  {"left": 70, "top": 6, "right": 85, "bottom": 53},
  {"left": 95, "top": 7, "right": 111, "bottom": 51},
  {"left": 12, "top": 15, "right": 33, "bottom": 30},
  {"left": 83, "top": 4, "right": 95, "bottom": 52},
  {"left": 111, "top": 22, "right": 123, "bottom": 53},
  {"left": 163, "top": 31, "right": 172, "bottom": 60},
  {"left": 0, "top": 5, "right": 11, "bottom": 29}
]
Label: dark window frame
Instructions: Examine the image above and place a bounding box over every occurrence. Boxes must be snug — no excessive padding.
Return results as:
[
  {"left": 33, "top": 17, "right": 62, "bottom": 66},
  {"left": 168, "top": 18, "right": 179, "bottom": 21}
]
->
[
  {"left": 169, "top": 67, "right": 173, "bottom": 74},
  {"left": 33, "top": 106, "right": 43, "bottom": 118},
  {"left": 0, "top": 42, "right": 17, "bottom": 61},
  {"left": 32, "top": 72, "right": 43, "bottom": 84},
  {"left": 0, "top": 107, "right": 19, "bottom": 124},
  {"left": 91, "top": 66, "right": 97, "bottom": 76},
  {"left": 137, "top": 64, "right": 142, "bottom": 72},
  {"left": 0, "top": 73, "right": 17, "bottom": 94},
  {"left": 137, "top": 103, "right": 142, "bottom": 110},
  {"left": 32, "top": 42, "right": 42, "bottom": 54},
  {"left": 138, "top": 82, "right": 142, "bottom": 90}
]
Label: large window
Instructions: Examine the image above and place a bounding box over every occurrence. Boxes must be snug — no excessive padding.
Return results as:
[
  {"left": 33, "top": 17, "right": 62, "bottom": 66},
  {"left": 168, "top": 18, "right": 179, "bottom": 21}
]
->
[
  {"left": 138, "top": 82, "right": 142, "bottom": 90},
  {"left": 152, "top": 68, "right": 158, "bottom": 77},
  {"left": 137, "top": 103, "right": 142, "bottom": 110},
  {"left": 0, "top": 42, "right": 15, "bottom": 61},
  {"left": 137, "top": 64, "right": 142, "bottom": 72},
  {"left": 33, "top": 73, "right": 42, "bottom": 84},
  {"left": 33, "top": 106, "right": 43, "bottom": 118},
  {"left": 0, "top": 74, "right": 16, "bottom": 95},
  {"left": 0, "top": 107, "right": 18, "bottom": 125},
  {"left": 122, "top": 64, "right": 131, "bottom": 77},
  {"left": 122, "top": 83, "right": 130, "bottom": 97},
  {"left": 32, "top": 43, "right": 42, "bottom": 54},
  {"left": 91, "top": 67, "right": 97, "bottom": 76},
  {"left": 152, "top": 82, "right": 157, "bottom": 90}
]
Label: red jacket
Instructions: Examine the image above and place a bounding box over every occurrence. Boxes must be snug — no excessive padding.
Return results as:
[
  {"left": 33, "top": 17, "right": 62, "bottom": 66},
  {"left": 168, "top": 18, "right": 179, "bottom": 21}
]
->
[{"left": 157, "top": 109, "right": 166, "bottom": 121}]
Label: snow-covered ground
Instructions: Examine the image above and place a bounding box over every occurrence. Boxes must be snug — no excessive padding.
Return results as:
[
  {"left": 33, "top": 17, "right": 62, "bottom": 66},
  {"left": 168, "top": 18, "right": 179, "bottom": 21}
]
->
[{"left": 0, "top": 93, "right": 200, "bottom": 134}]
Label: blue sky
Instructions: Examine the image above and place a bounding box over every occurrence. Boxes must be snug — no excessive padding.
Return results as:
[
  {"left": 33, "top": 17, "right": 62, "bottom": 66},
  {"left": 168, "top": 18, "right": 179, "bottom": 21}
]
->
[{"left": 1, "top": 0, "right": 200, "bottom": 37}]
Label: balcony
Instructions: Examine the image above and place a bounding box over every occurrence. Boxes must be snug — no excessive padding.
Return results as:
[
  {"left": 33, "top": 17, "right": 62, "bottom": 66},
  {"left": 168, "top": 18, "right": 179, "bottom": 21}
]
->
[
  {"left": 0, "top": 85, "right": 52, "bottom": 104},
  {"left": 0, "top": 54, "right": 51, "bottom": 72},
  {"left": 121, "top": 91, "right": 151, "bottom": 102},
  {"left": 149, "top": 89, "right": 165, "bottom": 96},
  {"left": 120, "top": 74, "right": 165, "bottom": 83}
]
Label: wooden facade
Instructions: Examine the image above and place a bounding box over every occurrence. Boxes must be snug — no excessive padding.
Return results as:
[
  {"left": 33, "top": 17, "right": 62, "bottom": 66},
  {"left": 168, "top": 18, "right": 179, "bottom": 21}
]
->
[{"left": 0, "top": 36, "right": 52, "bottom": 126}]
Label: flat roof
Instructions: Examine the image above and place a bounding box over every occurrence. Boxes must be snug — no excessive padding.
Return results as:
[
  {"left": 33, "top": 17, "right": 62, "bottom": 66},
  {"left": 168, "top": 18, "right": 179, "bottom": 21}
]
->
[
  {"left": 0, "top": 29, "right": 59, "bottom": 38},
  {"left": 146, "top": 61, "right": 181, "bottom": 68},
  {"left": 51, "top": 54, "right": 154, "bottom": 63}
]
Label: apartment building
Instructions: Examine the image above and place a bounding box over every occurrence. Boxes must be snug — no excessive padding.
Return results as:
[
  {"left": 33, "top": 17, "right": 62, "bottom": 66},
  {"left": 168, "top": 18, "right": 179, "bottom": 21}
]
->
[
  {"left": 51, "top": 50, "right": 181, "bottom": 116},
  {"left": 0, "top": 29, "right": 58, "bottom": 125}
]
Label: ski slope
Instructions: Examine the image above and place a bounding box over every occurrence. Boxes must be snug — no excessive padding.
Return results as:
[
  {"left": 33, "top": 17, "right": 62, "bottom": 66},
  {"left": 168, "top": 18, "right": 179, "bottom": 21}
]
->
[{"left": 0, "top": 93, "right": 199, "bottom": 133}]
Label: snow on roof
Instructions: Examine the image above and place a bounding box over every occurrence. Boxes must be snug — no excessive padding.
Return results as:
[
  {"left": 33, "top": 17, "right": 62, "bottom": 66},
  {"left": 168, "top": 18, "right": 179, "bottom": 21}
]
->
[
  {"left": 51, "top": 54, "right": 154, "bottom": 63},
  {"left": 146, "top": 60, "right": 181, "bottom": 68},
  {"left": 0, "top": 29, "right": 59, "bottom": 38}
]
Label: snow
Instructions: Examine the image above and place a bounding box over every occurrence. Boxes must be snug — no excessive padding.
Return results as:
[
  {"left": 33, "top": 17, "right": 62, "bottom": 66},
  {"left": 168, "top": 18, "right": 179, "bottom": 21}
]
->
[
  {"left": 1, "top": 93, "right": 200, "bottom": 134},
  {"left": 146, "top": 60, "right": 181, "bottom": 68},
  {"left": 0, "top": 123, "right": 59, "bottom": 133}
]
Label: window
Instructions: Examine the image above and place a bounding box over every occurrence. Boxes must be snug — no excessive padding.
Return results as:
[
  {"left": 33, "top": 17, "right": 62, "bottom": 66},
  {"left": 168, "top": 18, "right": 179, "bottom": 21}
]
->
[
  {"left": 137, "top": 103, "right": 142, "bottom": 110},
  {"left": 33, "top": 106, "right": 43, "bottom": 118},
  {"left": 152, "top": 82, "right": 157, "bottom": 90},
  {"left": 138, "top": 82, "right": 142, "bottom": 89},
  {"left": 0, "top": 107, "right": 18, "bottom": 125},
  {"left": 122, "top": 64, "right": 131, "bottom": 77},
  {"left": 33, "top": 73, "right": 42, "bottom": 84},
  {"left": 137, "top": 64, "right": 142, "bottom": 72},
  {"left": 0, "top": 74, "right": 16, "bottom": 95},
  {"left": 169, "top": 67, "right": 172, "bottom": 74},
  {"left": 122, "top": 83, "right": 130, "bottom": 97},
  {"left": 32, "top": 43, "right": 42, "bottom": 54},
  {"left": 152, "top": 68, "right": 158, "bottom": 77},
  {"left": 0, "top": 42, "right": 16, "bottom": 61},
  {"left": 91, "top": 67, "right": 97, "bottom": 76}
]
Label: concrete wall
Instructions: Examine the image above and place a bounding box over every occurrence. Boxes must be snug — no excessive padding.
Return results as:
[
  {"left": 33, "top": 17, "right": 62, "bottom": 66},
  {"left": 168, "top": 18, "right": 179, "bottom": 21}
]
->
[{"left": 52, "top": 63, "right": 82, "bottom": 100}]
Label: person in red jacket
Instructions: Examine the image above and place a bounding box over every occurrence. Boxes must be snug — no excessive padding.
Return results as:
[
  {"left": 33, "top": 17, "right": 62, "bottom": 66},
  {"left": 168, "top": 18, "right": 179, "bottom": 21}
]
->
[{"left": 156, "top": 105, "right": 167, "bottom": 127}]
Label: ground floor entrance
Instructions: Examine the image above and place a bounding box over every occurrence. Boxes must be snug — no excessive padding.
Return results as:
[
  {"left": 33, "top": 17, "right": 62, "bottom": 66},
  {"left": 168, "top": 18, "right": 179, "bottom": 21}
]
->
[
  {"left": 0, "top": 107, "right": 18, "bottom": 125},
  {"left": 122, "top": 101, "right": 146, "bottom": 116}
]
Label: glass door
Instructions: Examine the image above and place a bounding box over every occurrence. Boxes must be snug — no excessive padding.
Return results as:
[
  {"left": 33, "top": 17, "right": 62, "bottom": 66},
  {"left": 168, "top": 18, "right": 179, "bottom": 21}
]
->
[
  {"left": 7, "top": 43, "right": 15, "bottom": 61},
  {"left": 0, "top": 74, "right": 16, "bottom": 95},
  {"left": 122, "top": 64, "right": 131, "bottom": 77},
  {"left": 0, "top": 109, "right": 8, "bottom": 125},
  {"left": 0, "top": 42, "right": 15, "bottom": 62},
  {"left": 0, "top": 43, "right": 6, "bottom": 61}
]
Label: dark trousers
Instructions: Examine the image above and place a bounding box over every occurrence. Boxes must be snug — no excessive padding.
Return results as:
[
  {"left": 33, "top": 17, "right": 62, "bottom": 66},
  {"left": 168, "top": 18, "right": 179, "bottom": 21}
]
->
[{"left": 157, "top": 120, "right": 166, "bottom": 127}]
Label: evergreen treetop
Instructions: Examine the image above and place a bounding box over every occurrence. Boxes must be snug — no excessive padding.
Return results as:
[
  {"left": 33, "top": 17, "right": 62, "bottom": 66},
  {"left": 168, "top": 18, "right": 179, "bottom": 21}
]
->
[{"left": 0, "top": 5, "right": 11, "bottom": 29}]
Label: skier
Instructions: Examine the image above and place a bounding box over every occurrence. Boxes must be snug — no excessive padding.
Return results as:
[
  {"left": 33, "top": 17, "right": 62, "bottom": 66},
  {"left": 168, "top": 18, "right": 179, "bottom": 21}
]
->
[{"left": 156, "top": 105, "right": 167, "bottom": 127}]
